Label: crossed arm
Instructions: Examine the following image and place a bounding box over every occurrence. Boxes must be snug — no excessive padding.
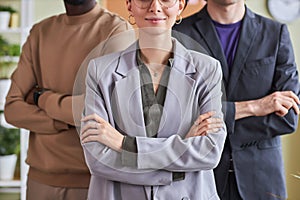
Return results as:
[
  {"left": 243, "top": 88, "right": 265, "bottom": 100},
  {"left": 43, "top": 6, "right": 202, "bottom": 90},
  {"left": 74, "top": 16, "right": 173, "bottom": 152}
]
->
[
  {"left": 81, "top": 111, "right": 223, "bottom": 152},
  {"left": 80, "top": 111, "right": 225, "bottom": 185},
  {"left": 81, "top": 89, "right": 300, "bottom": 152},
  {"left": 235, "top": 91, "right": 299, "bottom": 120}
]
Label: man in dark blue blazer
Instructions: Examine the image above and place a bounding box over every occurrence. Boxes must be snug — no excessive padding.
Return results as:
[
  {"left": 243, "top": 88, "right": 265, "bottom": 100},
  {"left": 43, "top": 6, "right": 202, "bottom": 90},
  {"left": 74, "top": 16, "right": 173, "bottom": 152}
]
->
[{"left": 173, "top": 0, "right": 300, "bottom": 200}]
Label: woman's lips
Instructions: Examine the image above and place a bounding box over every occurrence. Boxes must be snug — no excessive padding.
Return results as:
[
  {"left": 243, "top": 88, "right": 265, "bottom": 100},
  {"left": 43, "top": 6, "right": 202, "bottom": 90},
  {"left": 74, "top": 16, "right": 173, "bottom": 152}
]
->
[{"left": 145, "top": 17, "right": 166, "bottom": 23}]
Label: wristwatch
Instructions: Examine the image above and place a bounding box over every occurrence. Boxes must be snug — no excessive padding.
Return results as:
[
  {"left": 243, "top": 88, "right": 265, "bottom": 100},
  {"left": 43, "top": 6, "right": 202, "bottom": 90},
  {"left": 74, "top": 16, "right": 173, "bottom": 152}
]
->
[{"left": 33, "top": 88, "right": 48, "bottom": 105}]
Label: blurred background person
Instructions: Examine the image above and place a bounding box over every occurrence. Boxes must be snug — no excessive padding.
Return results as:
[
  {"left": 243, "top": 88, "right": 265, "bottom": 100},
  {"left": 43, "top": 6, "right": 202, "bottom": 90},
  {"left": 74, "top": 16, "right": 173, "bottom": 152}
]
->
[{"left": 4, "top": 0, "right": 133, "bottom": 199}]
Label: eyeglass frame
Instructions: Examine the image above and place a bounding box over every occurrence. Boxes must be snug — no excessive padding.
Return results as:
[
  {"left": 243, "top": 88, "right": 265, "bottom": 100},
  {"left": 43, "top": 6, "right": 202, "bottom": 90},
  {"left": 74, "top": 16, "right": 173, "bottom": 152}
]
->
[{"left": 131, "top": 0, "right": 179, "bottom": 9}]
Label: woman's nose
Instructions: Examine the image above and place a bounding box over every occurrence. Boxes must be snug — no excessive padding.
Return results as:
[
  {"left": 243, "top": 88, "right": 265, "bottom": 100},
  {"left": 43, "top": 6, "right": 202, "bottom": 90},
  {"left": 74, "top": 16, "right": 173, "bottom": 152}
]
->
[{"left": 149, "top": 0, "right": 163, "bottom": 13}]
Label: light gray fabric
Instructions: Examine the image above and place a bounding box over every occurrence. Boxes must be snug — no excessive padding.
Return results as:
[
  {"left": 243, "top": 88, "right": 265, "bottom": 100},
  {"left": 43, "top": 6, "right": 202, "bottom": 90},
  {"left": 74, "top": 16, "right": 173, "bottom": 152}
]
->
[{"left": 82, "top": 39, "right": 226, "bottom": 200}]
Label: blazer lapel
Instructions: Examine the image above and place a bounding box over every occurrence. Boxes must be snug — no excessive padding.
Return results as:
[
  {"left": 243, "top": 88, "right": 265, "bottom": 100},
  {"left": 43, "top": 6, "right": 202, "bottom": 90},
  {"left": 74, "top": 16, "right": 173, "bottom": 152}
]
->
[
  {"left": 194, "top": 7, "right": 230, "bottom": 85},
  {"left": 158, "top": 68, "right": 195, "bottom": 138},
  {"left": 158, "top": 41, "right": 196, "bottom": 138},
  {"left": 113, "top": 41, "right": 197, "bottom": 138},
  {"left": 113, "top": 45, "right": 147, "bottom": 137},
  {"left": 227, "top": 7, "right": 259, "bottom": 97}
]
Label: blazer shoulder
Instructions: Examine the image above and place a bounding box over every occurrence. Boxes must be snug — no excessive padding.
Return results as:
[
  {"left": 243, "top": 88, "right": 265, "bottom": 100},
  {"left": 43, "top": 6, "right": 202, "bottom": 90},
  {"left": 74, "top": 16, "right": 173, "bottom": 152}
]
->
[
  {"left": 189, "top": 50, "right": 219, "bottom": 66},
  {"left": 92, "top": 51, "right": 122, "bottom": 65},
  {"left": 188, "top": 50, "right": 222, "bottom": 78},
  {"left": 90, "top": 51, "right": 122, "bottom": 74},
  {"left": 181, "top": 12, "right": 200, "bottom": 24},
  {"left": 250, "top": 10, "right": 283, "bottom": 29}
]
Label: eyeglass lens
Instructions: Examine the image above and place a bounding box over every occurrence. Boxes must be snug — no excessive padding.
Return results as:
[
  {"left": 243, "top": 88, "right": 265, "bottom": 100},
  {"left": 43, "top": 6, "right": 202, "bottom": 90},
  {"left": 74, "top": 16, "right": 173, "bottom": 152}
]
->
[{"left": 133, "top": 0, "right": 177, "bottom": 9}]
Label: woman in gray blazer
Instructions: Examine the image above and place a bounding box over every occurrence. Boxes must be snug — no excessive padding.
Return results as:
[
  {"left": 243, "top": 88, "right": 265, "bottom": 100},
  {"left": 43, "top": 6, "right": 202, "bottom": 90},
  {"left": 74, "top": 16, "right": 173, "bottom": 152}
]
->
[{"left": 80, "top": 0, "right": 227, "bottom": 199}]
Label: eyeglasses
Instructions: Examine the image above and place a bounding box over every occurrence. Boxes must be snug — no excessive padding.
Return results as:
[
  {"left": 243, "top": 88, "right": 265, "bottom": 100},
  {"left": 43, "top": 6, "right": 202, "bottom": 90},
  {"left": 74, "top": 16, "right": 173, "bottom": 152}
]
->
[{"left": 132, "top": 0, "right": 178, "bottom": 9}]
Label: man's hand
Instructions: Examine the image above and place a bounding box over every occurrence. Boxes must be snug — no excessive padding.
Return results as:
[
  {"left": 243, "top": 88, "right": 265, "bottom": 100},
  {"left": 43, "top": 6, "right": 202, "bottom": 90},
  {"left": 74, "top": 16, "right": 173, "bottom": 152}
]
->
[{"left": 235, "top": 91, "right": 300, "bottom": 120}]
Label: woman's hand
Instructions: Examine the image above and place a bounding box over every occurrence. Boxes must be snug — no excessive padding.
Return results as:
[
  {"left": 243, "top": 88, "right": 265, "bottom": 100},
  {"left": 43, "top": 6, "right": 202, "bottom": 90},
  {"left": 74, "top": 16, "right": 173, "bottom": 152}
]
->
[
  {"left": 185, "top": 111, "right": 223, "bottom": 138},
  {"left": 80, "top": 113, "right": 124, "bottom": 152}
]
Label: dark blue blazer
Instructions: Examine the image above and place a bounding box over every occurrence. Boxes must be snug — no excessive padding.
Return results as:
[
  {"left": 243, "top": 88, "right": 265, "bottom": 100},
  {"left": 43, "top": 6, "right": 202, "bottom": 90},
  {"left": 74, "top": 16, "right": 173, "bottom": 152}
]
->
[{"left": 173, "top": 5, "right": 300, "bottom": 200}]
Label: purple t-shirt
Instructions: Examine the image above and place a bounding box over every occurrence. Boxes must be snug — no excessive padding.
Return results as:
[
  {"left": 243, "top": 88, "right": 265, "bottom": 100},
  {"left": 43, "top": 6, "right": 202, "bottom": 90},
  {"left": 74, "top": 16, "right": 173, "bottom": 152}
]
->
[{"left": 213, "top": 20, "right": 242, "bottom": 69}]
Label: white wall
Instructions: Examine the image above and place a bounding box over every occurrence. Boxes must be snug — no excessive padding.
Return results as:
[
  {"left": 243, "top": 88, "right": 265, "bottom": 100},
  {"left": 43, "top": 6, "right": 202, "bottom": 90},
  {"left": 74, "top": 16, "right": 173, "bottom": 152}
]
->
[{"left": 33, "top": 0, "right": 64, "bottom": 23}]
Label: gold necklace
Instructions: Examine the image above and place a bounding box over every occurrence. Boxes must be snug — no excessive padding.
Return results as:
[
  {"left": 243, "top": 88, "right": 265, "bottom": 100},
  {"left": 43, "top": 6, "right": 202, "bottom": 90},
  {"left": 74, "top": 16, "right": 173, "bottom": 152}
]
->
[
  {"left": 149, "top": 69, "right": 159, "bottom": 78},
  {"left": 147, "top": 64, "right": 164, "bottom": 78}
]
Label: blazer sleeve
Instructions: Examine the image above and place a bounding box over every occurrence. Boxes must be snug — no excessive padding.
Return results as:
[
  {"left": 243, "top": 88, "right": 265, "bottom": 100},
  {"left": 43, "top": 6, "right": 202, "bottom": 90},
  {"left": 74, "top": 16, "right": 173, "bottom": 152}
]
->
[
  {"left": 227, "top": 24, "right": 299, "bottom": 139},
  {"left": 134, "top": 61, "right": 227, "bottom": 171},
  {"left": 82, "top": 59, "right": 173, "bottom": 186},
  {"left": 263, "top": 24, "right": 300, "bottom": 136}
]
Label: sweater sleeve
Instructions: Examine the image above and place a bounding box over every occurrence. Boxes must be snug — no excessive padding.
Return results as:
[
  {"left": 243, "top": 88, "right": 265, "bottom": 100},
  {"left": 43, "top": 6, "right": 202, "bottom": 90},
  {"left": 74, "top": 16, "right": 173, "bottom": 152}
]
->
[
  {"left": 37, "top": 21, "right": 135, "bottom": 127},
  {"left": 4, "top": 26, "right": 69, "bottom": 133}
]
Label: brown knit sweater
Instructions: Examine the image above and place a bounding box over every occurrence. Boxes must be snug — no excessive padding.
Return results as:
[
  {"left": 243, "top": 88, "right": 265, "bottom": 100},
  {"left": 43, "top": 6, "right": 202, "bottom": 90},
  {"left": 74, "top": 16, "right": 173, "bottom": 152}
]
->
[{"left": 4, "top": 4, "right": 134, "bottom": 188}]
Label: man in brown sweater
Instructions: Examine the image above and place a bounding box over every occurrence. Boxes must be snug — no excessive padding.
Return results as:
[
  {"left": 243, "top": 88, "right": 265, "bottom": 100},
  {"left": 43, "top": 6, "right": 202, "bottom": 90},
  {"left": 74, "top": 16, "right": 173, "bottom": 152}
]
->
[{"left": 4, "top": 0, "right": 133, "bottom": 199}]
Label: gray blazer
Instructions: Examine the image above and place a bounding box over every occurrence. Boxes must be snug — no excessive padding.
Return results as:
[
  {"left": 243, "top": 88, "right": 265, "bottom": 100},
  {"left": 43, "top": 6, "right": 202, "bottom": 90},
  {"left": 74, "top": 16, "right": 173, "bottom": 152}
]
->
[
  {"left": 82, "top": 39, "right": 227, "bottom": 200},
  {"left": 173, "top": 5, "right": 300, "bottom": 200}
]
